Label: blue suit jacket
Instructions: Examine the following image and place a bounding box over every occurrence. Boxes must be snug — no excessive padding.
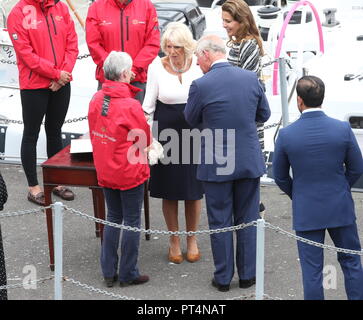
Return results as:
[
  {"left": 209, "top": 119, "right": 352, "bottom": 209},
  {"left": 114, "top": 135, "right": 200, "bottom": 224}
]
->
[
  {"left": 273, "top": 111, "right": 363, "bottom": 231},
  {"left": 184, "top": 62, "right": 270, "bottom": 182}
]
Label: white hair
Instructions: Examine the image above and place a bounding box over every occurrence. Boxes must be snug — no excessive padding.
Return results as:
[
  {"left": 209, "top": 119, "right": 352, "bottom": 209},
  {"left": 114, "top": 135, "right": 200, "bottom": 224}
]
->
[
  {"left": 195, "top": 35, "right": 226, "bottom": 55},
  {"left": 103, "top": 51, "right": 132, "bottom": 81}
]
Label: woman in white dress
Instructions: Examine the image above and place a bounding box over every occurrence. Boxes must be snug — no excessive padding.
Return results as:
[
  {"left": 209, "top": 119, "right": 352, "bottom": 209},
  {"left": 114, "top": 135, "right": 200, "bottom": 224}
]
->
[{"left": 143, "top": 22, "right": 203, "bottom": 264}]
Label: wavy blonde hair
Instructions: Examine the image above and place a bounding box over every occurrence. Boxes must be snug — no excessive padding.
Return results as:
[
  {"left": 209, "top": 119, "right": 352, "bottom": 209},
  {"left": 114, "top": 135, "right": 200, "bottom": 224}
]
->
[{"left": 160, "top": 22, "right": 196, "bottom": 59}]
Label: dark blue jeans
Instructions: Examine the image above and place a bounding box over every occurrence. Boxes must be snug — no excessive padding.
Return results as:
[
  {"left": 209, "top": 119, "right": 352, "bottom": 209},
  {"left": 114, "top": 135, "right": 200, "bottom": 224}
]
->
[{"left": 101, "top": 183, "right": 144, "bottom": 282}]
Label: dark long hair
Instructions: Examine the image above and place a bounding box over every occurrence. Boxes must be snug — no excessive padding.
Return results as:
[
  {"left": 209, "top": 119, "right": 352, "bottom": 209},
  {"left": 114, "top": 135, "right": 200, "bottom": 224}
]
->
[{"left": 222, "top": 0, "right": 264, "bottom": 55}]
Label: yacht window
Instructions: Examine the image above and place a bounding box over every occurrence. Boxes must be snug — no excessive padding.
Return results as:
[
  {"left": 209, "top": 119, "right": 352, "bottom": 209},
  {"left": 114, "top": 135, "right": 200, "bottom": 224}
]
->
[{"left": 349, "top": 117, "right": 363, "bottom": 129}]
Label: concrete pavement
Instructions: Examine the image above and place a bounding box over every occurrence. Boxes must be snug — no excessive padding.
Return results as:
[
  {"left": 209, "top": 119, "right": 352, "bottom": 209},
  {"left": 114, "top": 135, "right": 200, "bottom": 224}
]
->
[{"left": 1, "top": 163, "right": 363, "bottom": 301}]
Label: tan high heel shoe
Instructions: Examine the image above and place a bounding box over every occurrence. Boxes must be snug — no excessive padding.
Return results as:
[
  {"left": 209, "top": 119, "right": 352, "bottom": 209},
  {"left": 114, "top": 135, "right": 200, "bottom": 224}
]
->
[
  {"left": 186, "top": 250, "right": 201, "bottom": 263},
  {"left": 168, "top": 248, "right": 184, "bottom": 264},
  {"left": 186, "top": 236, "right": 201, "bottom": 262}
]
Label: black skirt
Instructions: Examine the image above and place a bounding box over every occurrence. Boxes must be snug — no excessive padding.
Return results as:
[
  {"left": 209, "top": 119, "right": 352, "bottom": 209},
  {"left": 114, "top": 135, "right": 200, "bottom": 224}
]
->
[{"left": 149, "top": 100, "right": 204, "bottom": 200}]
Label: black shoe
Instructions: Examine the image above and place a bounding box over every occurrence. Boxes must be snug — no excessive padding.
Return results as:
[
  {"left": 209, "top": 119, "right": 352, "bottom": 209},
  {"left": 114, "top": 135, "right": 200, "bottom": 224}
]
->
[
  {"left": 239, "top": 277, "right": 256, "bottom": 289},
  {"left": 259, "top": 202, "right": 265, "bottom": 218},
  {"left": 211, "top": 279, "right": 230, "bottom": 292},
  {"left": 104, "top": 274, "right": 118, "bottom": 288},
  {"left": 120, "top": 275, "right": 149, "bottom": 287}
]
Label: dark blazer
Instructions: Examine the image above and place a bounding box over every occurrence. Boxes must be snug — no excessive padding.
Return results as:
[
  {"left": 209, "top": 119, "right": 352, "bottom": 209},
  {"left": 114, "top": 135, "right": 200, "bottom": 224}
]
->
[
  {"left": 273, "top": 111, "right": 363, "bottom": 231},
  {"left": 184, "top": 62, "right": 270, "bottom": 182}
]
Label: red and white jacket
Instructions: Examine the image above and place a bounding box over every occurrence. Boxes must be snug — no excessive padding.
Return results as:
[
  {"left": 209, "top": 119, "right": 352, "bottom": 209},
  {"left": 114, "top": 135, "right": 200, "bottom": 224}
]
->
[
  {"left": 88, "top": 80, "right": 151, "bottom": 190},
  {"left": 7, "top": 0, "right": 78, "bottom": 90},
  {"left": 86, "top": 0, "right": 160, "bottom": 84}
]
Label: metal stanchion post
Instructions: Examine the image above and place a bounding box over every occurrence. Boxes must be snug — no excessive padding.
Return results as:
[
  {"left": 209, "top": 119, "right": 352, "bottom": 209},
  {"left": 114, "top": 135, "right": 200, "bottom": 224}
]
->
[
  {"left": 255, "top": 219, "right": 265, "bottom": 300},
  {"left": 54, "top": 202, "right": 63, "bottom": 300},
  {"left": 279, "top": 57, "right": 289, "bottom": 127}
]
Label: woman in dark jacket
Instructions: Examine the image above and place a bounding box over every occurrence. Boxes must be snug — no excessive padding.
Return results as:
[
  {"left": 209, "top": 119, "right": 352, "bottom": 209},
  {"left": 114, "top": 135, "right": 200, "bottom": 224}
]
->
[
  {"left": 0, "top": 224, "right": 7, "bottom": 300},
  {"left": 0, "top": 172, "right": 8, "bottom": 300}
]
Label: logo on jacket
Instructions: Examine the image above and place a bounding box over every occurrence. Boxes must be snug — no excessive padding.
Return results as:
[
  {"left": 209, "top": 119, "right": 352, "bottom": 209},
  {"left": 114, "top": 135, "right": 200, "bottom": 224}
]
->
[
  {"left": 12, "top": 33, "right": 18, "bottom": 40},
  {"left": 132, "top": 19, "right": 146, "bottom": 24},
  {"left": 55, "top": 16, "right": 63, "bottom": 22},
  {"left": 99, "top": 20, "right": 112, "bottom": 26}
]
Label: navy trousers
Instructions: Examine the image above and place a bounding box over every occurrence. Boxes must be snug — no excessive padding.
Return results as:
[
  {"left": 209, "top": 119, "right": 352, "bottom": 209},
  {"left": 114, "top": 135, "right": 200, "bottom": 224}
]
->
[
  {"left": 296, "top": 223, "right": 363, "bottom": 300},
  {"left": 203, "top": 178, "right": 260, "bottom": 285},
  {"left": 101, "top": 184, "right": 144, "bottom": 282}
]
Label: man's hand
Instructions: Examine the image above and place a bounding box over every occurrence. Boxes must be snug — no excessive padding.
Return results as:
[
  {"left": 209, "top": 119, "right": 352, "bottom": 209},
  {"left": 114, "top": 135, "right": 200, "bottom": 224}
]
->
[
  {"left": 49, "top": 80, "right": 62, "bottom": 92},
  {"left": 58, "top": 70, "right": 71, "bottom": 86},
  {"left": 130, "top": 71, "right": 136, "bottom": 82}
]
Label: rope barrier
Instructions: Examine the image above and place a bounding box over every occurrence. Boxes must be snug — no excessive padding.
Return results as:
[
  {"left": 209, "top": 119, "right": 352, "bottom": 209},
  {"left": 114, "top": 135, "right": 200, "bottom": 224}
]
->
[
  {"left": 64, "top": 277, "right": 138, "bottom": 300},
  {"left": 0, "top": 54, "right": 91, "bottom": 66},
  {"left": 0, "top": 206, "right": 51, "bottom": 218},
  {"left": 0, "top": 276, "right": 54, "bottom": 290},
  {"left": 1, "top": 203, "right": 361, "bottom": 300},
  {"left": 63, "top": 205, "right": 256, "bottom": 236}
]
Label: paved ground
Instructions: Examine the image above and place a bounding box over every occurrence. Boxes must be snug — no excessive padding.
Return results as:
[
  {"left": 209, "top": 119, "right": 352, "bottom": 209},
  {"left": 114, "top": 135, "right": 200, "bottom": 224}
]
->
[{"left": 1, "top": 163, "right": 363, "bottom": 301}]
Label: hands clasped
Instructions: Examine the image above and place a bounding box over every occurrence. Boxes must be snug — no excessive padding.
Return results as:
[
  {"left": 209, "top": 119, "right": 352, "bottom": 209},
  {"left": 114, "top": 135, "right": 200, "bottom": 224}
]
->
[{"left": 49, "top": 70, "right": 72, "bottom": 91}]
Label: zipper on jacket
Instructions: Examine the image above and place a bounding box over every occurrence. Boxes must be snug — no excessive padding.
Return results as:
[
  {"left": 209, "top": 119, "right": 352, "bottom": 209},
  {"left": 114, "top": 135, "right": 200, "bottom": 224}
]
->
[
  {"left": 43, "top": 13, "right": 58, "bottom": 67},
  {"left": 50, "top": 14, "right": 57, "bottom": 35},
  {"left": 126, "top": 16, "right": 129, "bottom": 41},
  {"left": 120, "top": 10, "right": 124, "bottom": 51},
  {"left": 28, "top": 70, "right": 33, "bottom": 79}
]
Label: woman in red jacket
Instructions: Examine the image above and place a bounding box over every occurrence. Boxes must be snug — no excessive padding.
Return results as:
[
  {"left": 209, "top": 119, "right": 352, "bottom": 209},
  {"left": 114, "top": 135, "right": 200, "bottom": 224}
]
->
[
  {"left": 7, "top": 0, "right": 78, "bottom": 205},
  {"left": 88, "top": 51, "right": 151, "bottom": 287},
  {"left": 86, "top": 0, "right": 160, "bottom": 103}
]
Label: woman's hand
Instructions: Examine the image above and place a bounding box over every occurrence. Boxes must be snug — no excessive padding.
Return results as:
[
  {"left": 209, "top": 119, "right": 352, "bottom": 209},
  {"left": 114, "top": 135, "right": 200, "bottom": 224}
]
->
[
  {"left": 49, "top": 80, "right": 62, "bottom": 92},
  {"left": 58, "top": 70, "right": 72, "bottom": 86}
]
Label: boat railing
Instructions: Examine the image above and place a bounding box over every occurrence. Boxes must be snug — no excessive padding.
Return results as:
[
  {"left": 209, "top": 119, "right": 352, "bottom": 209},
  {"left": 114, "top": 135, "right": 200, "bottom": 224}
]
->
[
  {"left": 0, "top": 4, "right": 6, "bottom": 29},
  {"left": 272, "top": 0, "right": 324, "bottom": 95}
]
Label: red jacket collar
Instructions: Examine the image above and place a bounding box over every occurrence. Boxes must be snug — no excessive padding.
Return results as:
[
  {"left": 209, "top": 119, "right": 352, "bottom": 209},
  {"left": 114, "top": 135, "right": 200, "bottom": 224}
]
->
[
  {"left": 101, "top": 80, "right": 141, "bottom": 98},
  {"left": 23, "top": 0, "right": 58, "bottom": 8},
  {"left": 112, "top": 0, "right": 132, "bottom": 9}
]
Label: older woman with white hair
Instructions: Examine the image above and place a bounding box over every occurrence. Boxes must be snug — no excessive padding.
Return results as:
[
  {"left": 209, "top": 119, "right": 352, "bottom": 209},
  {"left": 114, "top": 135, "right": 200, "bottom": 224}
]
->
[
  {"left": 88, "top": 51, "right": 151, "bottom": 288},
  {"left": 143, "top": 22, "right": 204, "bottom": 264}
]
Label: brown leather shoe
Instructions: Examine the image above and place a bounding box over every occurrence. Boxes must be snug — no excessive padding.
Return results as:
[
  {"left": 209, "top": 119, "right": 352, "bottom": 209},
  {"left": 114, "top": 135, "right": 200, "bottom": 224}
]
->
[
  {"left": 27, "top": 191, "right": 45, "bottom": 206},
  {"left": 186, "top": 251, "right": 201, "bottom": 263},
  {"left": 52, "top": 186, "right": 75, "bottom": 201},
  {"left": 104, "top": 274, "right": 118, "bottom": 288},
  {"left": 119, "top": 275, "right": 149, "bottom": 287},
  {"left": 168, "top": 248, "right": 184, "bottom": 264}
]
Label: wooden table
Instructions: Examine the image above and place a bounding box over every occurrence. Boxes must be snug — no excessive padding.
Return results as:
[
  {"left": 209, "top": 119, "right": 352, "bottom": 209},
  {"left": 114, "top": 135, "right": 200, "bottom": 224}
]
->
[{"left": 41, "top": 145, "right": 150, "bottom": 271}]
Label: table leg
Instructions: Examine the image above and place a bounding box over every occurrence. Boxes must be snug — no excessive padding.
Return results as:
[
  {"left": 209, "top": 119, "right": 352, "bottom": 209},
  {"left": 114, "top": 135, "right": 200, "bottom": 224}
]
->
[
  {"left": 90, "top": 188, "right": 105, "bottom": 242},
  {"left": 44, "top": 185, "right": 54, "bottom": 271},
  {"left": 144, "top": 180, "right": 150, "bottom": 241},
  {"left": 90, "top": 188, "right": 101, "bottom": 238}
]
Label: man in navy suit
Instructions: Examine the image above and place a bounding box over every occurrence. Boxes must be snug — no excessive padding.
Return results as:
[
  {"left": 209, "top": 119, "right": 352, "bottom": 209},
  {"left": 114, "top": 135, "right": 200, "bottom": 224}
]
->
[
  {"left": 273, "top": 75, "right": 363, "bottom": 300},
  {"left": 184, "top": 35, "right": 270, "bottom": 292}
]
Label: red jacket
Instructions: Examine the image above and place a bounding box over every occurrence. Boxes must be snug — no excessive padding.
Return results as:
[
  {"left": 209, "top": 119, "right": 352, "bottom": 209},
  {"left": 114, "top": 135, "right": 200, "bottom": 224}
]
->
[
  {"left": 88, "top": 80, "right": 151, "bottom": 190},
  {"left": 7, "top": 0, "right": 78, "bottom": 90},
  {"left": 86, "top": 0, "right": 160, "bottom": 84}
]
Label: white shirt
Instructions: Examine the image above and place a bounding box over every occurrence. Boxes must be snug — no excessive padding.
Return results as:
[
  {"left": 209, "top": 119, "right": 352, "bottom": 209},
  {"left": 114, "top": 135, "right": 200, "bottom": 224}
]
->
[
  {"left": 211, "top": 58, "right": 229, "bottom": 67},
  {"left": 302, "top": 107, "right": 323, "bottom": 114},
  {"left": 142, "top": 56, "right": 203, "bottom": 116}
]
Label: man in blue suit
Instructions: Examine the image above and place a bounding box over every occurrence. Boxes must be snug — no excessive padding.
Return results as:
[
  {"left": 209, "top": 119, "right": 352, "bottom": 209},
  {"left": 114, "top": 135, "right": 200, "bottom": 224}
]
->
[
  {"left": 184, "top": 35, "right": 270, "bottom": 292},
  {"left": 273, "top": 75, "right": 363, "bottom": 300}
]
